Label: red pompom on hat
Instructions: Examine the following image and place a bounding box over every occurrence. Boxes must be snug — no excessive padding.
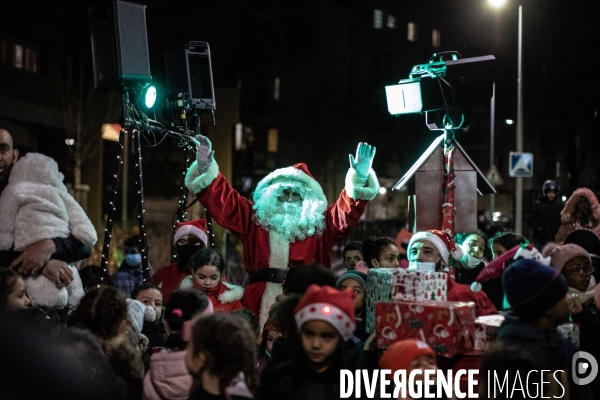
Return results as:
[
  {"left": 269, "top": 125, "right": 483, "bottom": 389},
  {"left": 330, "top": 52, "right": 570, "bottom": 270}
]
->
[
  {"left": 294, "top": 284, "right": 356, "bottom": 341},
  {"left": 408, "top": 229, "right": 463, "bottom": 265},
  {"left": 470, "top": 243, "right": 551, "bottom": 292},
  {"left": 173, "top": 219, "right": 208, "bottom": 246},
  {"left": 379, "top": 340, "right": 436, "bottom": 372}
]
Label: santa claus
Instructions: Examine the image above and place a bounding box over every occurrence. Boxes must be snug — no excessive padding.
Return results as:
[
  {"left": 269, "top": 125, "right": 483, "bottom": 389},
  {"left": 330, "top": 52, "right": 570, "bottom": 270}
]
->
[{"left": 185, "top": 135, "right": 379, "bottom": 325}]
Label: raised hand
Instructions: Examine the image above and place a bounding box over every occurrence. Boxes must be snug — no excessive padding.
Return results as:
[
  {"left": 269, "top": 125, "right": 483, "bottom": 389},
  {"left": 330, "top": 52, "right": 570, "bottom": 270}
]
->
[
  {"left": 349, "top": 142, "right": 376, "bottom": 184},
  {"left": 194, "top": 135, "right": 215, "bottom": 173}
]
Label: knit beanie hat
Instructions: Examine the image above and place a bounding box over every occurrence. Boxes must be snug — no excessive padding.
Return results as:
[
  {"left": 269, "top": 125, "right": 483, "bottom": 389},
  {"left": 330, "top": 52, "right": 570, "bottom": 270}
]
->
[
  {"left": 408, "top": 230, "right": 463, "bottom": 265},
  {"left": 294, "top": 284, "right": 356, "bottom": 341},
  {"left": 379, "top": 340, "right": 436, "bottom": 372},
  {"left": 335, "top": 270, "right": 368, "bottom": 292},
  {"left": 503, "top": 259, "right": 569, "bottom": 322},
  {"left": 550, "top": 244, "right": 591, "bottom": 271},
  {"left": 126, "top": 299, "right": 156, "bottom": 334}
]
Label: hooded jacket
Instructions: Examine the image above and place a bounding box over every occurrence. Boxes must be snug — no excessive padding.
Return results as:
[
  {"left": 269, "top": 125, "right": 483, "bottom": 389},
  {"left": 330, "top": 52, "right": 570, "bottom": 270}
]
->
[
  {"left": 485, "top": 312, "right": 593, "bottom": 400},
  {"left": 143, "top": 349, "right": 192, "bottom": 400},
  {"left": 555, "top": 188, "right": 600, "bottom": 243}
]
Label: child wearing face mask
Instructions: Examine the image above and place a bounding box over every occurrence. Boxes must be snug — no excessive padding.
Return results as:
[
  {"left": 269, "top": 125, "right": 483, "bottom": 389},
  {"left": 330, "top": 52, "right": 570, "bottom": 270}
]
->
[
  {"left": 181, "top": 248, "right": 244, "bottom": 313},
  {"left": 454, "top": 230, "right": 488, "bottom": 285}
]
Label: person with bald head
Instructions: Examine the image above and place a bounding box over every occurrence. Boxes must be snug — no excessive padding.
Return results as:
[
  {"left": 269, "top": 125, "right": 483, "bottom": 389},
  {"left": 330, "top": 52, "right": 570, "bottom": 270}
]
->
[{"left": 0, "top": 125, "right": 90, "bottom": 288}]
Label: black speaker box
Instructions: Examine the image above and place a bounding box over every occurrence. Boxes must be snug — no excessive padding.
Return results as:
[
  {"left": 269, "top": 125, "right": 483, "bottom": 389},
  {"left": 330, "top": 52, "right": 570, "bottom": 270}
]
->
[{"left": 89, "top": 0, "right": 152, "bottom": 90}]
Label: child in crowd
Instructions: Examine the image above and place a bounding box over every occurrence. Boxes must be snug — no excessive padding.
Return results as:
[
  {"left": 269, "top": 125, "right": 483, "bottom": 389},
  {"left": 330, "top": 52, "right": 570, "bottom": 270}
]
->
[
  {"left": 259, "top": 284, "right": 355, "bottom": 400},
  {"left": 126, "top": 299, "right": 156, "bottom": 357},
  {"left": 181, "top": 248, "right": 244, "bottom": 313},
  {"left": 185, "top": 313, "right": 257, "bottom": 400},
  {"left": 143, "top": 289, "right": 212, "bottom": 400},
  {"left": 67, "top": 285, "right": 144, "bottom": 400},
  {"left": 132, "top": 283, "right": 167, "bottom": 353},
  {"left": 482, "top": 259, "right": 593, "bottom": 399},
  {"left": 0, "top": 268, "right": 30, "bottom": 310},
  {"left": 550, "top": 244, "right": 600, "bottom": 398},
  {"left": 454, "top": 230, "right": 488, "bottom": 284},
  {"left": 256, "top": 318, "right": 282, "bottom": 378},
  {"left": 379, "top": 340, "right": 451, "bottom": 400},
  {"left": 488, "top": 230, "right": 525, "bottom": 259},
  {"left": 362, "top": 236, "right": 400, "bottom": 268},
  {"left": 342, "top": 241, "right": 364, "bottom": 270},
  {"left": 335, "top": 270, "right": 368, "bottom": 343}
]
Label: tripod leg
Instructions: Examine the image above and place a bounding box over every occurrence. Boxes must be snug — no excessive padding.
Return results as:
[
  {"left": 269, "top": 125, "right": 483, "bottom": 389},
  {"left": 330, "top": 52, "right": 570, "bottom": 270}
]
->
[{"left": 100, "top": 129, "right": 126, "bottom": 281}]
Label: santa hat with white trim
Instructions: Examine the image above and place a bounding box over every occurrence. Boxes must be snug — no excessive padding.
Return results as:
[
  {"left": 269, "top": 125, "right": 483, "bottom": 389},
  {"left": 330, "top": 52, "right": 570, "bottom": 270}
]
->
[
  {"left": 294, "top": 284, "right": 356, "bottom": 342},
  {"left": 252, "top": 163, "right": 327, "bottom": 204},
  {"left": 173, "top": 219, "right": 208, "bottom": 247},
  {"left": 407, "top": 229, "right": 463, "bottom": 265}
]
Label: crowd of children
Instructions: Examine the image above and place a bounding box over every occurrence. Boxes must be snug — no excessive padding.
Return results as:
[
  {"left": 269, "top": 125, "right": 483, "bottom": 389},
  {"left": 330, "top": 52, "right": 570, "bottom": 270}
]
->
[{"left": 2, "top": 164, "right": 600, "bottom": 399}]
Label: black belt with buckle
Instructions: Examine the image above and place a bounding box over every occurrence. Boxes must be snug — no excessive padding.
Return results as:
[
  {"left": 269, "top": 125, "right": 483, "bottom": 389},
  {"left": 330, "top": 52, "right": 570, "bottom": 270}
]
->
[{"left": 249, "top": 268, "right": 287, "bottom": 284}]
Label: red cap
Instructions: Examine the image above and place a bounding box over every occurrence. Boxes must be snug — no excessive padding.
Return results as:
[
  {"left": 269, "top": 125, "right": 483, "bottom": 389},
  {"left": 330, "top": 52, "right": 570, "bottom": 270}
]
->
[
  {"left": 294, "top": 284, "right": 356, "bottom": 341},
  {"left": 379, "top": 340, "right": 436, "bottom": 372}
]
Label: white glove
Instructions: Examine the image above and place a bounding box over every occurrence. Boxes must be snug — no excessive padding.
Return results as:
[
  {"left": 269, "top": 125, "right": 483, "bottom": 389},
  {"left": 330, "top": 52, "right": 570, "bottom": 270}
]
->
[
  {"left": 194, "top": 135, "right": 215, "bottom": 174},
  {"left": 349, "top": 142, "right": 376, "bottom": 185}
]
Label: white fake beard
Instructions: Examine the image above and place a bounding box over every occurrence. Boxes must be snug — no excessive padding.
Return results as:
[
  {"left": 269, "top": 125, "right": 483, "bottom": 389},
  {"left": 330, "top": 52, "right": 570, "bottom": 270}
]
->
[{"left": 253, "top": 184, "right": 327, "bottom": 242}]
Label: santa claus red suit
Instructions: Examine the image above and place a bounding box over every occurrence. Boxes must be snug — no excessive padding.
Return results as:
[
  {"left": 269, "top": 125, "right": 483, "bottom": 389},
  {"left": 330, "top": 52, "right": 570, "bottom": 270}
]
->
[{"left": 185, "top": 140, "right": 379, "bottom": 325}]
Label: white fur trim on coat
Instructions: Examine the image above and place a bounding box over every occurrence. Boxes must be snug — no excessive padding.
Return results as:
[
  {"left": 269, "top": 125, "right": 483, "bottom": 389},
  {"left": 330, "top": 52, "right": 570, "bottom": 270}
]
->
[
  {"left": 260, "top": 282, "right": 282, "bottom": 330},
  {"left": 344, "top": 168, "right": 379, "bottom": 201},
  {"left": 219, "top": 282, "right": 244, "bottom": 304},
  {"left": 252, "top": 165, "right": 327, "bottom": 205},
  {"left": 0, "top": 153, "right": 97, "bottom": 249},
  {"left": 185, "top": 160, "right": 220, "bottom": 194}
]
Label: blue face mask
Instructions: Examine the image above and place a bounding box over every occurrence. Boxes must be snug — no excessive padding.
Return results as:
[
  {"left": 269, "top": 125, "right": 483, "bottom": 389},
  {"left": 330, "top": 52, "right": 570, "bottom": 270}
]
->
[{"left": 125, "top": 253, "right": 142, "bottom": 266}]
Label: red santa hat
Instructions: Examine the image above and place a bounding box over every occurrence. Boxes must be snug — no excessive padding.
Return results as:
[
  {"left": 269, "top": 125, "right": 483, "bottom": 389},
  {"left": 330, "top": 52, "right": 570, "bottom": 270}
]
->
[
  {"left": 407, "top": 229, "right": 463, "bottom": 265},
  {"left": 173, "top": 219, "right": 208, "bottom": 246},
  {"left": 470, "top": 243, "right": 551, "bottom": 292},
  {"left": 294, "top": 284, "right": 356, "bottom": 342},
  {"left": 252, "top": 163, "right": 327, "bottom": 204}
]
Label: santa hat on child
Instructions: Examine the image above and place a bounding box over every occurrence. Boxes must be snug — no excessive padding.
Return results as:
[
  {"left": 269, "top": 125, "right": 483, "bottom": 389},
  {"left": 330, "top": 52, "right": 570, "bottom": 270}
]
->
[
  {"left": 407, "top": 229, "right": 463, "bottom": 265},
  {"left": 379, "top": 340, "right": 436, "bottom": 372},
  {"left": 294, "top": 284, "right": 356, "bottom": 342},
  {"left": 470, "top": 242, "right": 551, "bottom": 292},
  {"left": 173, "top": 219, "right": 208, "bottom": 246}
]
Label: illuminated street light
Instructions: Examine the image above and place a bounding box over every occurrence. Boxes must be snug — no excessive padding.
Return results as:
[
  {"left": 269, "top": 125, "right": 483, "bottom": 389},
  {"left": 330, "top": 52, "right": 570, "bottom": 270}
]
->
[
  {"left": 505, "top": 119, "right": 514, "bottom": 125},
  {"left": 488, "top": 0, "right": 507, "bottom": 7},
  {"left": 379, "top": 187, "right": 387, "bottom": 195}
]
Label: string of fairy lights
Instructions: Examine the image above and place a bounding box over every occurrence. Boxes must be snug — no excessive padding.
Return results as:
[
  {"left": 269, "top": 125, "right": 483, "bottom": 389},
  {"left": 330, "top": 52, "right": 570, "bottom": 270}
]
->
[{"left": 101, "top": 88, "right": 216, "bottom": 278}]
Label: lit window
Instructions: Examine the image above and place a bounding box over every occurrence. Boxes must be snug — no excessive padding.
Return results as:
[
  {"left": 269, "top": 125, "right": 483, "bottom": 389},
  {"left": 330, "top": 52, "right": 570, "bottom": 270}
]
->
[
  {"left": 387, "top": 15, "right": 396, "bottom": 29},
  {"left": 235, "top": 123, "right": 243, "bottom": 150},
  {"left": 273, "top": 77, "right": 280, "bottom": 100},
  {"left": 408, "top": 22, "right": 417, "bottom": 42},
  {"left": 268, "top": 129, "right": 278, "bottom": 153},
  {"left": 25, "top": 48, "right": 38, "bottom": 73},
  {"left": 432, "top": 29, "right": 441, "bottom": 48},
  {"left": 13, "top": 44, "right": 23, "bottom": 69},
  {"left": 374, "top": 10, "right": 383, "bottom": 29}
]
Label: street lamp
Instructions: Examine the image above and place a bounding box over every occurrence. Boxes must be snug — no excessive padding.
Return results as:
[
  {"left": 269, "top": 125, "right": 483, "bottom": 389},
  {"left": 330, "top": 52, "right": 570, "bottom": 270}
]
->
[{"left": 488, "top": 0, "right": 524, "bottom": 234}]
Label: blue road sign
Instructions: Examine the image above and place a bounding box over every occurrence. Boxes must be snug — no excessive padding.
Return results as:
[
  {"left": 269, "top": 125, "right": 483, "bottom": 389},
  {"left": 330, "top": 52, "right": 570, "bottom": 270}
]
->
[{"left": 509, "top": 152, "right": 533, "bottom": 178}]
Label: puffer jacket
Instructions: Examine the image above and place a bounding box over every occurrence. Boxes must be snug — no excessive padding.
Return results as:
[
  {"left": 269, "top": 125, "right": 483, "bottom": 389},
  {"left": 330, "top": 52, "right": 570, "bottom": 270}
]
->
[{"left": 143, "top": 349, "right": 192, "bottom": 400}]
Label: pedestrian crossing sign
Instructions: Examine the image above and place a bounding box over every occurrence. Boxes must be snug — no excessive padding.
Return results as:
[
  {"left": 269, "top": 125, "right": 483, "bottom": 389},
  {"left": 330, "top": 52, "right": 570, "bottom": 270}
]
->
[
  {"left": 509, "top": 152, "right": 533, "bottom": 178},
  {"left": 485, "top": 164, "right": 504, "bottom": 186}
]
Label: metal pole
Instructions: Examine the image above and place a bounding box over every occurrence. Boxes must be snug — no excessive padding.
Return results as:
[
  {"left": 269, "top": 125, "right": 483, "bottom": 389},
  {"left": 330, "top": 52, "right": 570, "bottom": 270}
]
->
[
  {"left": 490, "top": 82, "right": 496, "bottom": 215},
  {"left": 515, "top": 4, "right": 524, "bottom": 234},
  {"left": 121, "top": 133, "right": 128, "bottom": 230}
]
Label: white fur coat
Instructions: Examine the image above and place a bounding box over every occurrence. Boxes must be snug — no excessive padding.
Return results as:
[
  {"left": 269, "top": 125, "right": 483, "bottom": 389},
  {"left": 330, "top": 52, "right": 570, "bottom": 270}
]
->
[
  {"left": 0, "top": 153, "right": 96, "bottom": 309},
  {"left": 0, "top": 152, "right": 97, "bottom": 249}
]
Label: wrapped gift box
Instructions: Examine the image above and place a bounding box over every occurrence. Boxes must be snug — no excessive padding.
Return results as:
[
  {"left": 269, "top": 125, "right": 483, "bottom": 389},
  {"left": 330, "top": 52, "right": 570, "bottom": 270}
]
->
[
  {"left": 375, "top": 300, "right": 476, "bottom": 357},
  {"left": 558, "top": 323, "right": 580, "bottom": 346},
  {"left": 474, "top": 314, "right": 505, "bottom": 351},
  {"left": 366, "top": 268, "right": 447, "bottom": 332}
]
